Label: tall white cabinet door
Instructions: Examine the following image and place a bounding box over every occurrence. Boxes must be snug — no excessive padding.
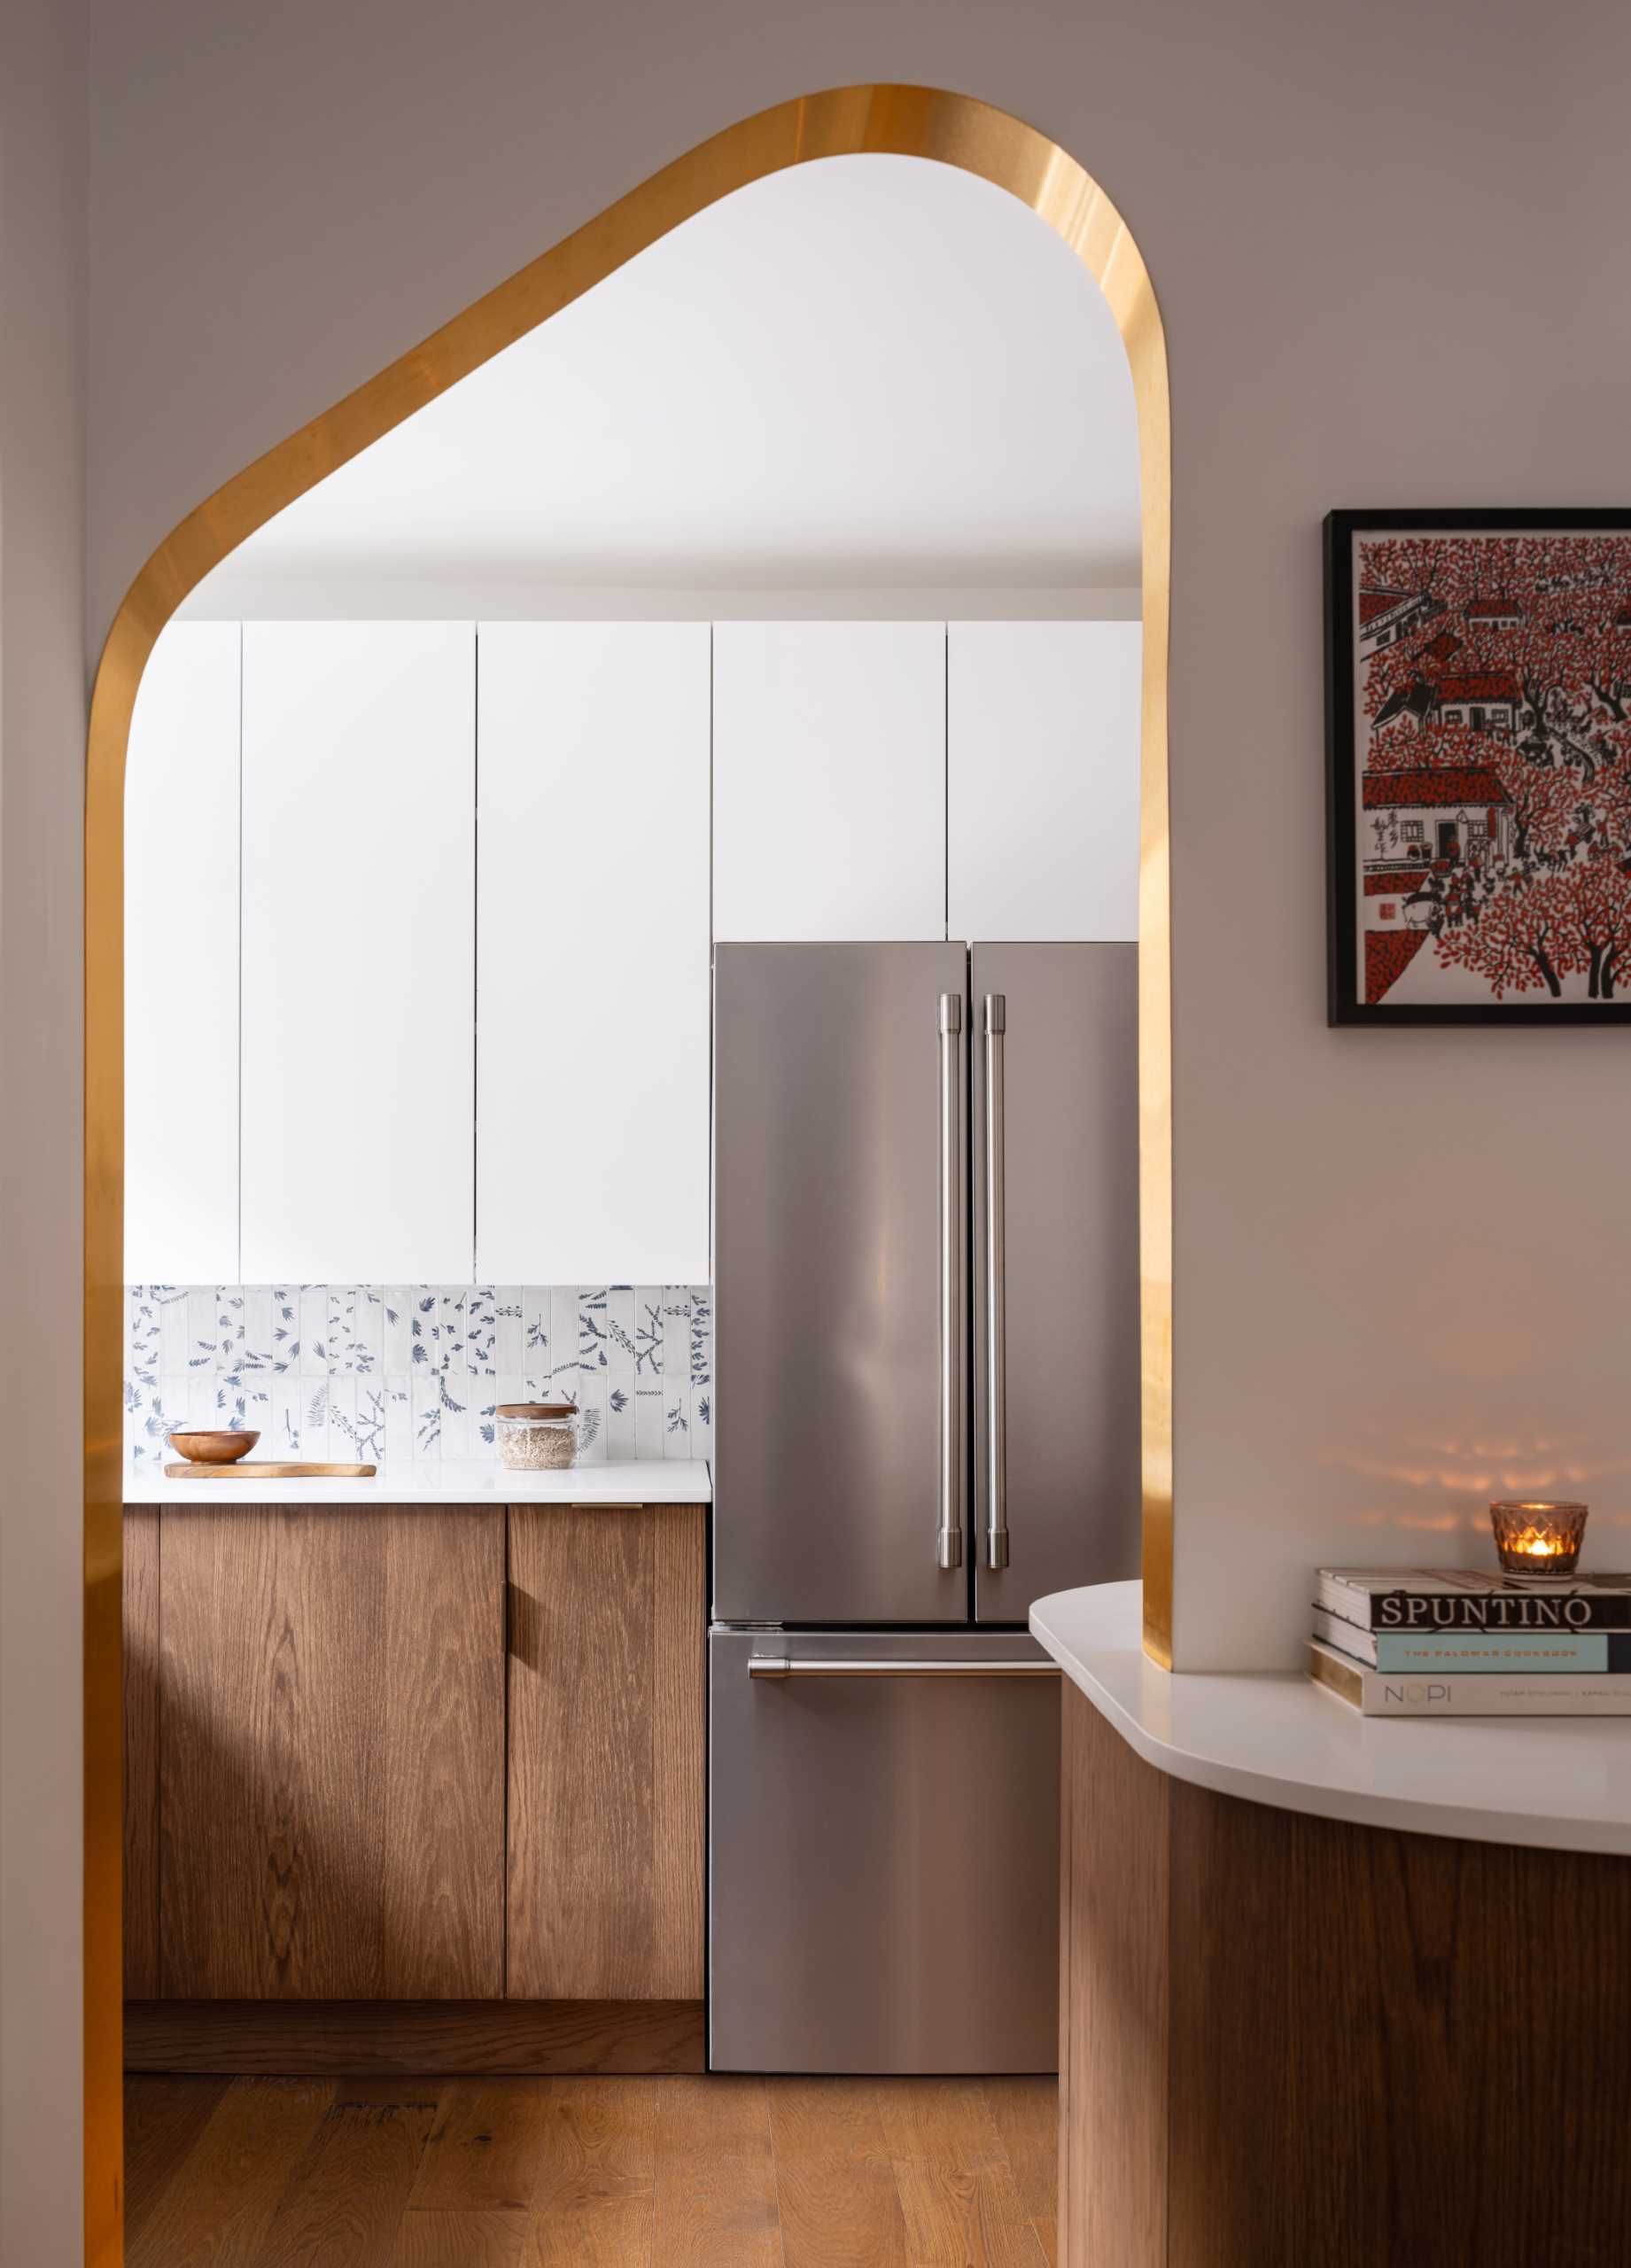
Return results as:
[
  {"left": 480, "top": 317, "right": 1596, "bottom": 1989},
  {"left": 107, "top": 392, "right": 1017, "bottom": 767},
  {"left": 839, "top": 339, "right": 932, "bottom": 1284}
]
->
[
  {"left": 713, "top": 622, "right": 947, "bottom": 941},
  {"left": 476, "top": 623, "right": 711, "bottom": 1285},
  {"left": 240, "top": 623, "right": 475, "bottom": 1284},
  {"left": 125, "top": 621, "right": 242, "bottom": 1282},
  {"left": 947, "top": 620, "right": 1143, "bottom": 942}
]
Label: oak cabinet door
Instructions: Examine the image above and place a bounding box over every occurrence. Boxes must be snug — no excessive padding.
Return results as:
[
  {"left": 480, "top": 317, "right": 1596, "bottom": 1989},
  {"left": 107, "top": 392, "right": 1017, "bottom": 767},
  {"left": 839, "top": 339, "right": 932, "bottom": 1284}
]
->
[
  {"left": 475, "top": 622, "right": 711, "bottom": 1285},
  {"left": 506, "top": 1503, "right": 706, "bottom": 2000},
  {"left": 124, "top": 621, "right": 242, "bottom": 1281},
  {"left": 239, "top": 621, "right": 476, "bottom": 1284},
  {"left": 713, "top": 621, "right": 947, "bottom": 941},
  {"left": 157, "top": 1503, "right": 505, "bottom": 1999},
  {"left": 947, "top": 619, "right": 1142, "bottom": 943}
]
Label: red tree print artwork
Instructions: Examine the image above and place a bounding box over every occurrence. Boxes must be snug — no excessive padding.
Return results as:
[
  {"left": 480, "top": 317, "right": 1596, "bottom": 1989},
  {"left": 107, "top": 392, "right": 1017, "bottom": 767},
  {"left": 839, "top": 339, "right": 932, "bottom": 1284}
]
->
[{"left": 1355, "top": 531, "right": 1631, "bottom": 1006}]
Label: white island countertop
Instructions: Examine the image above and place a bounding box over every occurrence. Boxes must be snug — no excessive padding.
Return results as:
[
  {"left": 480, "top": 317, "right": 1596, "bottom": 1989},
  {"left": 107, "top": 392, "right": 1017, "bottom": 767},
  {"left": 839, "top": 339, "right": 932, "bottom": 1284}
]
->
[
  {"left": 125, "top": 1458, "right": 712, "bottom": 1506},
  {"left": 1032, "top": 1580, "right": 1631, "bottom": 1858}
]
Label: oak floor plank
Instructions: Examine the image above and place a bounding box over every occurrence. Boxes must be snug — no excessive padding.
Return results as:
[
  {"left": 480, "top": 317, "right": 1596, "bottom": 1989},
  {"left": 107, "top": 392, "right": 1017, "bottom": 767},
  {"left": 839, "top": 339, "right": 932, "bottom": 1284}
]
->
[
  {"left": 655, "top": 2073, "right": 773, "bottom": 2159},
  {"left": 384, "top": 2208, "right": 532, "bottom": 2267},
  {"left": 777, "top": 2154, "right": 906, "bottom": 2267},
  {"left": 891, "top": 2157, "right": 1046, "bottom": 2267},
  {"left": 652, "top": 2147, "right": 781, "bottom": 2267},
  {"left": 980, "top": 2079, "right": 1058, "bottom": 2224},
  {"left": 766, "top": 2079, "right": 892, "bottom": 2166},
  {"left": 872, "top": 2078, "right": 1006, "bottom": 2167},
  {"left": 126, "top": 2078, "right": 335, "bottom": 2268},
  {"left": 526, "top": 2192, "right": 656, "bottom": 2264},
  {"left": 408, "top": 2080, "right": 557, "bottom": 2212},
  {"left": 528, "top": 2077, "right": 657, "bottom": 2212},
  {"left": 251, "top": 2085, "right": 440, "bottom": 2266},
  {"left": 123, "top": 2074, "right": 231, "bottom": 2250}
]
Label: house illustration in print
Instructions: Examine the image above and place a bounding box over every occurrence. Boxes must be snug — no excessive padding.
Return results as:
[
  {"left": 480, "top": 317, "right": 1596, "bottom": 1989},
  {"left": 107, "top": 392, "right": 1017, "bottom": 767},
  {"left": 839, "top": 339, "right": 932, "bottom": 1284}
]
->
[{"left": 1352, "top": 530, "right": 1631, "bottom": 1007}]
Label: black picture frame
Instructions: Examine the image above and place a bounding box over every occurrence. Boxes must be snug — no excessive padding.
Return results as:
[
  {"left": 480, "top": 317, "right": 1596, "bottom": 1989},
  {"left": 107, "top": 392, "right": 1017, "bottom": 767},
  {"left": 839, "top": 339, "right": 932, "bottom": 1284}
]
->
[{"left": 1324, "top": 507, "right": 1631, "bottom": 1025}]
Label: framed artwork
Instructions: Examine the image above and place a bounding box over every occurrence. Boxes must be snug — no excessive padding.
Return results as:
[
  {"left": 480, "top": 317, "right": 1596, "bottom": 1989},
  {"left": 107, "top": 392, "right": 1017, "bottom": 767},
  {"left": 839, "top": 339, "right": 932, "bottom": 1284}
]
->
[{"left": 1325, "top": 509, "right": 1631, "bottom": 1024}]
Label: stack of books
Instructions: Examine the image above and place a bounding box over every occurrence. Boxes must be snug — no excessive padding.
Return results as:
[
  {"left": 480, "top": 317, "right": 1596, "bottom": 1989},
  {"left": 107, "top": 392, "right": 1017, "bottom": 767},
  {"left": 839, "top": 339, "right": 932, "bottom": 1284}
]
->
[{"left": 1309, "top": 1567, "right": 1631, "bottom": 1715}]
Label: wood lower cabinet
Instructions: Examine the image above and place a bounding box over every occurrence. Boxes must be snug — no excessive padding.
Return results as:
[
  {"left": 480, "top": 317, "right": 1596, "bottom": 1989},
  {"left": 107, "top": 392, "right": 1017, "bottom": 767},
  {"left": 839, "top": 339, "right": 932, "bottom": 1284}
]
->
[
  {"left": 505, "top": 1503, "right": 706, "bottom": 2000},
  {"left": 144, "top": 1503, "right": 505, "bottom": 2000},
  {"left": 122, "top": 1497, "right": 707, "bottom": 2071}
]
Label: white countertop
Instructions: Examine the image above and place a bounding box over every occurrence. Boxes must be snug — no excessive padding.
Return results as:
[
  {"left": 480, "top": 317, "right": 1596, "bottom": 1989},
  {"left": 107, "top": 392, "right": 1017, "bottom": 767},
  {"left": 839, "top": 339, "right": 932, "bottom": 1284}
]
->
[
  {"left": 125, "top": 1458, "right": 712, "bottom": 1506},
  {"left": 1031, "top": 1580, "right": 1631, "bottom": 1858}
]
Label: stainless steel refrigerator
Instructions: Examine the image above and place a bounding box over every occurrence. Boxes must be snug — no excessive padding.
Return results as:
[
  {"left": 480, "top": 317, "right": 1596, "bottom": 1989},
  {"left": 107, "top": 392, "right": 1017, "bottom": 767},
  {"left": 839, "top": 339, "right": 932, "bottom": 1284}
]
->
[{"left": 710, "top": 940, "right": 1140, "bottom": 2073}]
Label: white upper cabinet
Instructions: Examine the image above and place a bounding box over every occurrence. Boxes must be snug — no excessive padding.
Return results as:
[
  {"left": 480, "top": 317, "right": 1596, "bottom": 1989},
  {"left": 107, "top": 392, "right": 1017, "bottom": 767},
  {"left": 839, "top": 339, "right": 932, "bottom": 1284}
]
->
[
  {"left": 947, "top": 620, "right": 1143, "bottom": 942},
  {"left": 125, "top": 622, "right": 242, "bottom": 1282},
  {"left": 476, "top": 623, "right": 711, "bottom": 1285},
  {"left": 239, "top": 623, "right": 476, "bottom": 1284},
  {"left": 713, "top": 622, "right": 947, "bottom": 940}
]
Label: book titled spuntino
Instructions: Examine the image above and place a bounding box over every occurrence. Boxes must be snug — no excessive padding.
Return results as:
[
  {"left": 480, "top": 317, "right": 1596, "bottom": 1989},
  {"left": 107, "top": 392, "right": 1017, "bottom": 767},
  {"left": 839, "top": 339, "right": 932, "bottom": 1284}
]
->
[
  {"left": 1317, "top": 1567, "right": 1631, "bottom": 1634},
  {"left": 1309, "top": 1637, "right": 1631, "bottom": 1717}
]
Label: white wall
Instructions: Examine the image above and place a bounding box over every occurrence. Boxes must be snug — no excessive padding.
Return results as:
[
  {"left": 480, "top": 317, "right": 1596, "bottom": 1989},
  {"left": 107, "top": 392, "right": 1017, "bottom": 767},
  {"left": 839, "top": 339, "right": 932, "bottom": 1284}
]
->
[
  {"left": 79, "top": 0, "right": 1631, "bottom": 1680},
  {"left": 0, "top": 3, "right": 85, "bottom": 2262}
]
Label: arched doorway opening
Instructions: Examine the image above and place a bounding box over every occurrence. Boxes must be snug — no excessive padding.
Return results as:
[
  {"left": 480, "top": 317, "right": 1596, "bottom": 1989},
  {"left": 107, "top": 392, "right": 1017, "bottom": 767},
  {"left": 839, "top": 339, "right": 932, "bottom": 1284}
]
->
[{"left": 82, "top": 82, "right": 1170, "bottom": 2255}]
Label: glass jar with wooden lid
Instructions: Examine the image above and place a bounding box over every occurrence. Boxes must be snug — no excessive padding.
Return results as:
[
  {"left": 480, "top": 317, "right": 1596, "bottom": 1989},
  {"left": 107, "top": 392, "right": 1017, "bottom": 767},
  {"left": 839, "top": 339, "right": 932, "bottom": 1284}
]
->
[{"left": 495, "top": 1402, "right": 578, "bottom": 1471}]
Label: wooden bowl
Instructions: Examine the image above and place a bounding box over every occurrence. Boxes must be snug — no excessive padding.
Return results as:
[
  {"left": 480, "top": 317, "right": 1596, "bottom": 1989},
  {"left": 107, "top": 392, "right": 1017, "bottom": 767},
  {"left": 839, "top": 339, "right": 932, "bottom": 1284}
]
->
[{"left": 167, "top": 1429, "right": 260, "bottom": 1464}]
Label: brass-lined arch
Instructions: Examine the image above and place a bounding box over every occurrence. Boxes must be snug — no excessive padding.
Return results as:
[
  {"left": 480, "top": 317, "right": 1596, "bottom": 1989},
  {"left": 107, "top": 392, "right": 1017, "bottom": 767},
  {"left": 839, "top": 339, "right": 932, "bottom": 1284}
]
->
[{"left": 83, "top": 84, "right": 1171, "bottom": 2259}]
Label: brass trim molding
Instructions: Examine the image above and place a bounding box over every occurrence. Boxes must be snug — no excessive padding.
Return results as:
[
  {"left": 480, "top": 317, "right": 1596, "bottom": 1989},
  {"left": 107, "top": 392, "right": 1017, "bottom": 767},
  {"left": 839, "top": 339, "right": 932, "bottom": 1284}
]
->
[{"left": 82, "top": 82, "right": 1172, "bottom": 2260}]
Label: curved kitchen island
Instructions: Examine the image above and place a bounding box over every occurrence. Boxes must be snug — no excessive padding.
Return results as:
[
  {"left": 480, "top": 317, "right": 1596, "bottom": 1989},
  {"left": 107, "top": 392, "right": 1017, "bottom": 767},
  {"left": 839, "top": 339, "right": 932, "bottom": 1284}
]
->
[{"left": 1032, "top": 1581, "right": 1631, "bottom": 2268}]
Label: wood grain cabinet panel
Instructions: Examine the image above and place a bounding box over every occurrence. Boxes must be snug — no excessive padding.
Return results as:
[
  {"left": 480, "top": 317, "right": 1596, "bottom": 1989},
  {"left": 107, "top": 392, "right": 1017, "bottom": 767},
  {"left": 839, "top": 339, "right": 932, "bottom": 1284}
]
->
[
  {"left": 157, "top": 1503, "right": 505, "bottom": 2000},
  {"left": 123, "top": 1503, "right": 162, "bottom": 1998},
  {"left": 506, "top": 1503, "right": 706, "bottom": 2000}
]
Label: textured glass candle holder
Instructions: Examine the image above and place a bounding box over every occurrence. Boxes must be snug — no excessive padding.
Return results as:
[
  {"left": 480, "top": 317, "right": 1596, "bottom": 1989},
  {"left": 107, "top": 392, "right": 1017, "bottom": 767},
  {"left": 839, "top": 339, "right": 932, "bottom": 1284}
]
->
[{"left": 1489, "top": 1500, "right": 1588, "bottom": 1575}]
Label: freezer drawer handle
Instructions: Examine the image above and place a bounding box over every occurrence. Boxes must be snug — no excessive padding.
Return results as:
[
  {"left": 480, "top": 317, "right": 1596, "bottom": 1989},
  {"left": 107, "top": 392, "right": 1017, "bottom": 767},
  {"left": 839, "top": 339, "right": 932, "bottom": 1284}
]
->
[
  {"left": 982, "top": 992, "right": 1010, "bottom": 1573},
  {"left": 748, "top": 1656, "right": 1060, "bottom": 1678},
  {"left": 936, "top": 991, "right": 967, "bottom": 1573}
]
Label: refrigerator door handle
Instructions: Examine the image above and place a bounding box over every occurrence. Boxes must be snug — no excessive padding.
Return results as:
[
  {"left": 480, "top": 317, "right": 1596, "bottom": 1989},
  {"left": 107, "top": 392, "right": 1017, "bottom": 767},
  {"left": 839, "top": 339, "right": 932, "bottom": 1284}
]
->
[
  {"left": 936, "top": 991, "right": 965, "bottom": 1573},
  {"left": 982, "top": 992, "right": 1010, "bottom": 1572},
  {"left": 748, "top": 1655, "right": 1058, "bottom": 1678}
]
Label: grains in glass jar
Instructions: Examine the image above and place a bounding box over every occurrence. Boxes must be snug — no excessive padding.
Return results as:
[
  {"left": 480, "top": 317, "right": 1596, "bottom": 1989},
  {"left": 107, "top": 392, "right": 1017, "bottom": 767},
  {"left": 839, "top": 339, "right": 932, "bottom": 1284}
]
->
[{"left": 495, "top": 1403, "right": 578, "bottom": 1471}]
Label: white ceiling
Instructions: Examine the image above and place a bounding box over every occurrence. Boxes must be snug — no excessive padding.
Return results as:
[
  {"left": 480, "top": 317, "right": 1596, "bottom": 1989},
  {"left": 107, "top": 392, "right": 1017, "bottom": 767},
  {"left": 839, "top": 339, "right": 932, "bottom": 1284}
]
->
[{"left": 189, "top": 154, "right": 1140, "bottom": 604}]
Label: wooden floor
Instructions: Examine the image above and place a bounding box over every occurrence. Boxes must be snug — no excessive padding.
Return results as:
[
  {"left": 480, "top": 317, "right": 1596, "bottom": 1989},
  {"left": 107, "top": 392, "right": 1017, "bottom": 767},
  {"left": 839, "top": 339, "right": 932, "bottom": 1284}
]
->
[{"left": 125, "top": 2071, "right": 1058, "bottom": 2265}]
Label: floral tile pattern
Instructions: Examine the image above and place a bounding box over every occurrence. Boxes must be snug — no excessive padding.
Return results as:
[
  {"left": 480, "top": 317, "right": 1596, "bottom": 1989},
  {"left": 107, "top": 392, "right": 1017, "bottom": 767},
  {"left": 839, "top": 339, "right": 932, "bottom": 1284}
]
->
[{"left": 126, "top": 1284, "right": 715, "bottom": 1468}]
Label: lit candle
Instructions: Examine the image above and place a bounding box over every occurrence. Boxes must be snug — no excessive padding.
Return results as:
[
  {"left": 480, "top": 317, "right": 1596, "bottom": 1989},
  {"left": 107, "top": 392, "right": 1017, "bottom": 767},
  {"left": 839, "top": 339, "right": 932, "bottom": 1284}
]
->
[{"left": 1489, "top": 1500, "right": 1588, "bottom": 1575}]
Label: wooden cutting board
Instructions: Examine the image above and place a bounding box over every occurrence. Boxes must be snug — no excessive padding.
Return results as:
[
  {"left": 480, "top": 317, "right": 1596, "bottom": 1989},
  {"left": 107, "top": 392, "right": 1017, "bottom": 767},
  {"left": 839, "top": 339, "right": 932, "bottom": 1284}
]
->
[{"left": 163, "top": 1461, "right": 378, "bottom": 1480}]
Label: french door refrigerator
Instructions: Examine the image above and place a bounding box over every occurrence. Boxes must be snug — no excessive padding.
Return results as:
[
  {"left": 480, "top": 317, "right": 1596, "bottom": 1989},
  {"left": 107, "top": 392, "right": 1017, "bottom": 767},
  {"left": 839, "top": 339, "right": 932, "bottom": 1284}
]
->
[{"left": 711, "top": 940, "right": 1139, "bottom": 2072}]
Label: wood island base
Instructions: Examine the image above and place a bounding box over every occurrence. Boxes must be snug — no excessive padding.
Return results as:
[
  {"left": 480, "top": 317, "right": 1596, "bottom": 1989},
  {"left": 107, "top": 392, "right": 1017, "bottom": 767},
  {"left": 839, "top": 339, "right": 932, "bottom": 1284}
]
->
[{"left": 1059, "top": 1682, "right": 1631, "bottom": 2268}]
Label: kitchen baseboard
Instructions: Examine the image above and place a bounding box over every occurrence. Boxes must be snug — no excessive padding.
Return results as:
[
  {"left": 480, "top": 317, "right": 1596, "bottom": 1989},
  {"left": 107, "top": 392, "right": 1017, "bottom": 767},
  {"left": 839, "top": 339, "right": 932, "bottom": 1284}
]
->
[{"left": 122, "top": 1997, "right": 705, "bottom": 2077}]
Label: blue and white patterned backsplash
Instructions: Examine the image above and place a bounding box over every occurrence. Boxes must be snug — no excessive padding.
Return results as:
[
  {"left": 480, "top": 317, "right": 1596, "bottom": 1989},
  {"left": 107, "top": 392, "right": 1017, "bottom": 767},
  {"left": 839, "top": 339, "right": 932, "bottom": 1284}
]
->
[{"left": 126, "top": 1285, "right": 713, "bottom": 1469}]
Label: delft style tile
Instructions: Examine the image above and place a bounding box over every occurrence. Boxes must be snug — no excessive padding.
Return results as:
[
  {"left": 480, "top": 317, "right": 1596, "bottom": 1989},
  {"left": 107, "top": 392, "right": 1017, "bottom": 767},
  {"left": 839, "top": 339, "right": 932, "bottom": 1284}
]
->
[
  {"left": 239, "top": 1288, "right": 274, "bottom": 1371},
  {"left": 631, "top": 1289, "right": 666, "bottom": 1379},
  {"left": 268, "top": 1287, "right": 301, "bottom": 1371},
  {"left": 406, "top": 1289, "right": 439, "bottom": 1371},
  {"left": 412, "top": 1367, "right": 444, "bottom": 1458},
  {"left": 523, "top": 1288, "right": 552, "bottom": 1370},
  {"left": 493, "top": 1293, "right": 524, "bottom": 1374},
  {"left": 267, "top": 1376, "right": 304, "bottom": 1458},
  {"left": 382, "top": 1289, "right": 415, "bottom": 1371},
  {"left": 327, "top": 1287, "right": 360, "bottom": 1374},
  {"left": 467, "top": 1287, "right": 497, "bottom": 1375},
  {"left": 158, "top": 1287, "right": 191, "bottom": 1372},
  {"left": 299, "top": 1287, "right": 329, "bottom": 1376},
  {"left": 354, "top": 1288, "right": 384, "bottom": 1375},
  {"left": 438, "top": 1367, "right": 473, "bottom": 1460},
  {"left": 633, "top": 1383, "right": 669, "bottom": 1460},
  {"left": 384, "top": 1377, "right": 414, "bottom": 1464},
  {"left": 300, "top": 1379, "right": 331, "bottom": 1462},
  {"left": 187, "top": 1287, "right": 221, "bottom": 1374},
  {"left": 550, "top": 1287, "right": 582, "bottom": 1395},
  {"left": 605, "top": 1372, "right": 637, "bottom": 1461},
  {"left": 438, "top": 1288, "right": 470, "bottom": 1377}
]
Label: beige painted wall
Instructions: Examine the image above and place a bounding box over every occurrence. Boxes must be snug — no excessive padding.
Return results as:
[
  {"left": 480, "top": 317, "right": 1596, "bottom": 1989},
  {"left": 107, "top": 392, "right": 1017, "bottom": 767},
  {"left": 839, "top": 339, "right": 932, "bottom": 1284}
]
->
[
  {"left": 1, "top": 3, "right": 86, "bottom": 2263},
  {"left": 87, "top": 0, "right": 1631, "bottom": 1671}
]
